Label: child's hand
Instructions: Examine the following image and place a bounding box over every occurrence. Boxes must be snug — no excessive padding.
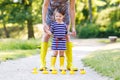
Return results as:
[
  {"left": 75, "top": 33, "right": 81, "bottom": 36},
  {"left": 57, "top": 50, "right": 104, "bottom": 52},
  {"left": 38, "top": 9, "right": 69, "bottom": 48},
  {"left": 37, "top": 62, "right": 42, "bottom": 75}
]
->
[
  {"left": 46, "top": 30, "right": 52, "bottom": 35},
  {"left": 71, "top": 28, "right": 76, "bottom": 37},
  {"left": 43, "top": 23, "right": 52, "bottom": 35},
  {"left": 68, "top": 32, "right": 72, "bottom": 36}
]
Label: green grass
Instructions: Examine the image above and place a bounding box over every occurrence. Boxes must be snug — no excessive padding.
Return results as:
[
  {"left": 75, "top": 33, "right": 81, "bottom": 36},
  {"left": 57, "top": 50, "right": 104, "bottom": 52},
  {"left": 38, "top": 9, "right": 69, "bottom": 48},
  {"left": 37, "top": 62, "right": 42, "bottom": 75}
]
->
[
  {"left": 0, "top": 50, "right": 39, "bottom": 61},
  {"left": 0, "top": 39, "right": 41, "bottom": 50},
  {"left": 82, "top": 49, "right": 120, "bottom": 80},
  {"left": 0, "top": 39, "right": 41, "bottom": 62}
]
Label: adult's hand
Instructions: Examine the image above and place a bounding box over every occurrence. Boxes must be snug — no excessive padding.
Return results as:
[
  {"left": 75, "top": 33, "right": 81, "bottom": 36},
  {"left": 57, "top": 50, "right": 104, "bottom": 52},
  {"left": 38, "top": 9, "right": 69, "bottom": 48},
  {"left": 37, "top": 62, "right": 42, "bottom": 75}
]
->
[
  {"left": 43, "top": 23, "right": 52, "bottom": 35},
  {"left": 71, "top": 27, "right": 76, "bottom": 37}
]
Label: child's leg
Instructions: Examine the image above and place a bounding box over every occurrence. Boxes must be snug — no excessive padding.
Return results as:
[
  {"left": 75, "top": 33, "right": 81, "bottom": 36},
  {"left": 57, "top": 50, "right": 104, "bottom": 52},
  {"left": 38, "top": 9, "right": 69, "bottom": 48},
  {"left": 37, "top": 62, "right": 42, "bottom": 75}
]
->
[
  {"left": 59, "top": 50, "right": 65, "bottom": 70},
  {"left": 50, "top": 50, "right": 58, "bottom": 71}
]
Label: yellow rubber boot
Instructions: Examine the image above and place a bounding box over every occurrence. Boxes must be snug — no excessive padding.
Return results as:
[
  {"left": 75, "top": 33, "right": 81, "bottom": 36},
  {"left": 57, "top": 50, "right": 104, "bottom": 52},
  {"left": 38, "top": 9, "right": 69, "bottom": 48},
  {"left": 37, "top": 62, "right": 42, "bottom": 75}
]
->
[
  {"left": 39, "top": 42, "right": 48, "bottom": 71},
  {"left": 59, "top": 56, "right": 65, "bottom": 71},
  {"left": 50, "top": 56, "right": 57, "bottom": 71},
  {"left": 65, "top": 42, "right": 78, "bottom": 71}
]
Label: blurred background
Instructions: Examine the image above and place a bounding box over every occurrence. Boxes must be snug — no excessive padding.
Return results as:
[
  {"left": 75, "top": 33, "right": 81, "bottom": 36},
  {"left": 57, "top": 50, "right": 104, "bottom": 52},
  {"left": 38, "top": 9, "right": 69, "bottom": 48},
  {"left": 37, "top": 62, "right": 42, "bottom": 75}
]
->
[
  {"left": 0, "top": 1, "right": 120, "bottom": 79},
  {"left": 0, "top": 0, "right": 120, "bottom": 39},
  {"left": 0, "top": 0, "right": 120, "bottom": 59}
]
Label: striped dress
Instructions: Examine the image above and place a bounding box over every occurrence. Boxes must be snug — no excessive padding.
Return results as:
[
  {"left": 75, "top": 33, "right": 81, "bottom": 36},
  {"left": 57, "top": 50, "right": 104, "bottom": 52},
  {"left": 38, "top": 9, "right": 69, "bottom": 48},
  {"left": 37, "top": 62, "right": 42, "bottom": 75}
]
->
[{"left": 50, "top": 22, "right": 67, "bottom": 50}]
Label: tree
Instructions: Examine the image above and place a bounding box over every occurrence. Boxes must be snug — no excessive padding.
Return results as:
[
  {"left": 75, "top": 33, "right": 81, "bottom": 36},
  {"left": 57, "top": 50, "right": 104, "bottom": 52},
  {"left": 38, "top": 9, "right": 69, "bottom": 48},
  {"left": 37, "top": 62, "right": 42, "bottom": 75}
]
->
[
  {"left": 88, "top": 0, "right": 92, "bottom": 23},
  {"left": 11, "top": 0, "right": 43, "bottom": 39},
  {"left": 0, "top": 0, "right": 10, "bottom": 38},
  {"left": 0, "top": 0, "right": 43, "bottom": 39}
]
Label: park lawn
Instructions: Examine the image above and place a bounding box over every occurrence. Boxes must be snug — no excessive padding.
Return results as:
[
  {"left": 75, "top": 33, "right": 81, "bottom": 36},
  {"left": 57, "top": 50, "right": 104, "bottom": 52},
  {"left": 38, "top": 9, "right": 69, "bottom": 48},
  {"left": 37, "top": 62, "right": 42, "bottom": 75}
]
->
[
  {"left": 82, "top": 49, "right": 120, "bottom": 80},
  {"left": 0, "top": 39, "right": 41, "bottom": 62},
  {"left": 0, "top": 50, "right": 38, "bottom": 61}
]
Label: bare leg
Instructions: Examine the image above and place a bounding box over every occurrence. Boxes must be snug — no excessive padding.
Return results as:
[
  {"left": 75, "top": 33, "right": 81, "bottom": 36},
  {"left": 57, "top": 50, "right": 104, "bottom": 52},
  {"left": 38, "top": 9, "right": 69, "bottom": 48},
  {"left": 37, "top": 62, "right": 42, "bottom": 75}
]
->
[
  {"left": 52, "top": 50, "right": 58, "bottom": 57},
  {"left": 59, "top": 50, "right": 64, "bottom": 57}
]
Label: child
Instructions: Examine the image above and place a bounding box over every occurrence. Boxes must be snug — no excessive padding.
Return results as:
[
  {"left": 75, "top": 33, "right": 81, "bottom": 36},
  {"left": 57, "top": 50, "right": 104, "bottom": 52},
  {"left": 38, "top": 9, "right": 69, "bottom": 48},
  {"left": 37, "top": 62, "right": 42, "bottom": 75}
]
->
[{"left": 49, "top": 8, "right": 68, "bottom": 71}]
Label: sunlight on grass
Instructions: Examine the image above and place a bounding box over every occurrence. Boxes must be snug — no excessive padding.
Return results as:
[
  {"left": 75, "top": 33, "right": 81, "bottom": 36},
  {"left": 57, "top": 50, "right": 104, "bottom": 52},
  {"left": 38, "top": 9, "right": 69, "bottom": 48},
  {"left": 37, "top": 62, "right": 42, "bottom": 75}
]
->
[
  {"left": 0, "top": 49, "right": 39, "bottom": 61},
  {"left": 0, "top": 39, "right": 41, "bottom": 50},
  {"left": 0, "top": 39, "right": 52, "bottom": 62},
  {"left": 82, "top": 49, "right": 120, "bottom": 80},
  {"left": 0, "top": 39, "right": 41, "bottom": 62}
]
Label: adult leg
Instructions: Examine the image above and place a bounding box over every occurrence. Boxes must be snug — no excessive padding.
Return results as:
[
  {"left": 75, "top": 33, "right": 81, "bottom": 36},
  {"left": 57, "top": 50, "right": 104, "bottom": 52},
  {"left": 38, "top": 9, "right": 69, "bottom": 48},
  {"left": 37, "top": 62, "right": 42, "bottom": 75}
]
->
[
  {"left": 65, "top": 35, "right": 78, "bottom": 71},
  {"left": 39, "top": 33, "right": 50, "bottom": 71}
]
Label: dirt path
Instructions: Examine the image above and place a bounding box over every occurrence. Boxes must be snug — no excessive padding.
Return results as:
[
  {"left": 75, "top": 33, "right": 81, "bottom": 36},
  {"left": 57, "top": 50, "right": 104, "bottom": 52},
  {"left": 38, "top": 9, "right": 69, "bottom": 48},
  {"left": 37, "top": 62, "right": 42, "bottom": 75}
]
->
[{"left": 0, "top": 39, "right": 113, "bottom": 80}]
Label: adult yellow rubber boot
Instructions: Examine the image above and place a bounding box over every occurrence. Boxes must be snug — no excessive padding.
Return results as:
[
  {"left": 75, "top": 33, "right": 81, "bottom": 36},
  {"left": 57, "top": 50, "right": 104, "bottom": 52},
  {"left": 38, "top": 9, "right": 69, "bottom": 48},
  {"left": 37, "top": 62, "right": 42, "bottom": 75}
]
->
[
  {"left": 59, "top": 56, "right": 65, "bottom": 71},
  {"left": 39, "top": 42, "right": 48, "bottom": 71},
  {"left": 50, "top": 56, "right": 57, "bottom": 71},
  {"left": 65, "top": 42, "right": 78, "bottom": 71}
]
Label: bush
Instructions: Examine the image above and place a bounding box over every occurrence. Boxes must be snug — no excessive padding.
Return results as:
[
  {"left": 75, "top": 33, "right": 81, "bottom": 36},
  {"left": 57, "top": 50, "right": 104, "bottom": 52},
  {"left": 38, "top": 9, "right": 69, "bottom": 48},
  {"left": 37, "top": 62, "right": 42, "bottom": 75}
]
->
[
  {"left": 104, "top": 22, "right": 120, "bottom": 37},
  {"left": 77, "top": 23, "right": 100, "bottom": 38},
  {"left": 76, "top": 21, "right": 120, "bottom": 38}
]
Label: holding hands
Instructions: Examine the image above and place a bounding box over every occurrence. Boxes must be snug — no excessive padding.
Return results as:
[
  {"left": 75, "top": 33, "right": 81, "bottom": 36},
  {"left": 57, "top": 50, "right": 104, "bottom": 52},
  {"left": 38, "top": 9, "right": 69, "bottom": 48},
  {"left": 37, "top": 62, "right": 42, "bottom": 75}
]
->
[{"left": 43, "top": 23, "right": 52, "bottom": 35}]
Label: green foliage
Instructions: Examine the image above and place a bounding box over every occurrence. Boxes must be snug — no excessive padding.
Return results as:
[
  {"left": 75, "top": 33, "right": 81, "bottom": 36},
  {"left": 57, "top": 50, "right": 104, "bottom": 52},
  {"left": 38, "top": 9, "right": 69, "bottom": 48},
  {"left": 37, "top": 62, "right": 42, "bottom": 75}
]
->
[
  {"left": 82, "top": 49, "right": 120, "bottom": 80},
  {"left": 0, "top": 0, "right": 43, "bottom": 24},
  {"left": 0, "top": 0, "right": 120, "bottom": 38},
  {"left": 76, "top": 22, "right": 120, "bottom": 38},
  {"left": 76, "top": 3, "right": 120, "bottom": 38},
  {"left": 76, "top": 23, "right": 100, "bottom": 38},
  {"left": 105, "top": 23, "right": 120, "bottom": 37}
]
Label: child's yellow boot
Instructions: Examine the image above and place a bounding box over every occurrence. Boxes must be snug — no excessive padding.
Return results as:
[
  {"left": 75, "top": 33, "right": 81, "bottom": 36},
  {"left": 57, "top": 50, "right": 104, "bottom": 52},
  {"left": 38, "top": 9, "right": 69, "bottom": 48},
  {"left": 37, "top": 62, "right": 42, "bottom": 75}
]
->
[
  {"left": 39, "top": 42, "right": 48, "bottom": 71},
  {"left": 50, "top": 56, "right": 57, "bottom": 74},
  {"left": 60, "top": 56, "right": 66, "bottom": 74},
  {"left": 50, "top": 56, "right": 57, "bottom": 71},
  {"left": 59, "top": 56, "right": 65, "bottom": 71},
  {"left": 65, "top": 42, "right": 78, "bottom": 71}
]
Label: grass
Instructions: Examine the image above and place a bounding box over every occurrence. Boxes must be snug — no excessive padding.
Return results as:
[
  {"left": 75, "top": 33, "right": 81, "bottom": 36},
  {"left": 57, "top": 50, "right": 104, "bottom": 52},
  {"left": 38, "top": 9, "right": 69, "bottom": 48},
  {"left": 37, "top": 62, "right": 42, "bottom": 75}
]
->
[
  {"left": 0, "top": 39, "right": 41, "bottom": 62},
  {"left": 0, "top": 50, "right": 38, "bottom": 61},
  {"left": 0, "top": 39, "right": 41, "bottom": 50},
  {"left": 0, "top": 24, "right": 47, "bottom": 62},
  {"left": 82, "top": 49, "right": 120, "bottom": 80}
]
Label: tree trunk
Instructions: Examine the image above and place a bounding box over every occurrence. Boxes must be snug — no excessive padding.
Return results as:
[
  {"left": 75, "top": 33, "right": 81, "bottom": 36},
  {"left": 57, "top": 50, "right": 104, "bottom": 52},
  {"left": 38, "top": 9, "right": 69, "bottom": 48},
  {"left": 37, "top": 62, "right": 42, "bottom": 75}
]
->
[
  {"left": 27, "top": 19, "right": 35, "bottom": 39},
  {"left": 1, "top": 11, "right": 10, "bottom": 38},
  {"left": 88, "top": 0, "right": 92, "bottom": 23},
  {"left": 3, "top": 22, "right": 10, "bottom": 38},
  {"left": 25, "top": 1, "right": 35, "bottom": 39}
]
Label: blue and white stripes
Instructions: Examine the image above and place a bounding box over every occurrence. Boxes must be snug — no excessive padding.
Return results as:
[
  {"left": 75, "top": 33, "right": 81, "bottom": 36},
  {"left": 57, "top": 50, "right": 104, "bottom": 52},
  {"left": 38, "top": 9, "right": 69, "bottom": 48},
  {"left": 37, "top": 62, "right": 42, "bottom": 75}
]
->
[{"left": 50, "top": 22, "right": 67, "bottom": 50}]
